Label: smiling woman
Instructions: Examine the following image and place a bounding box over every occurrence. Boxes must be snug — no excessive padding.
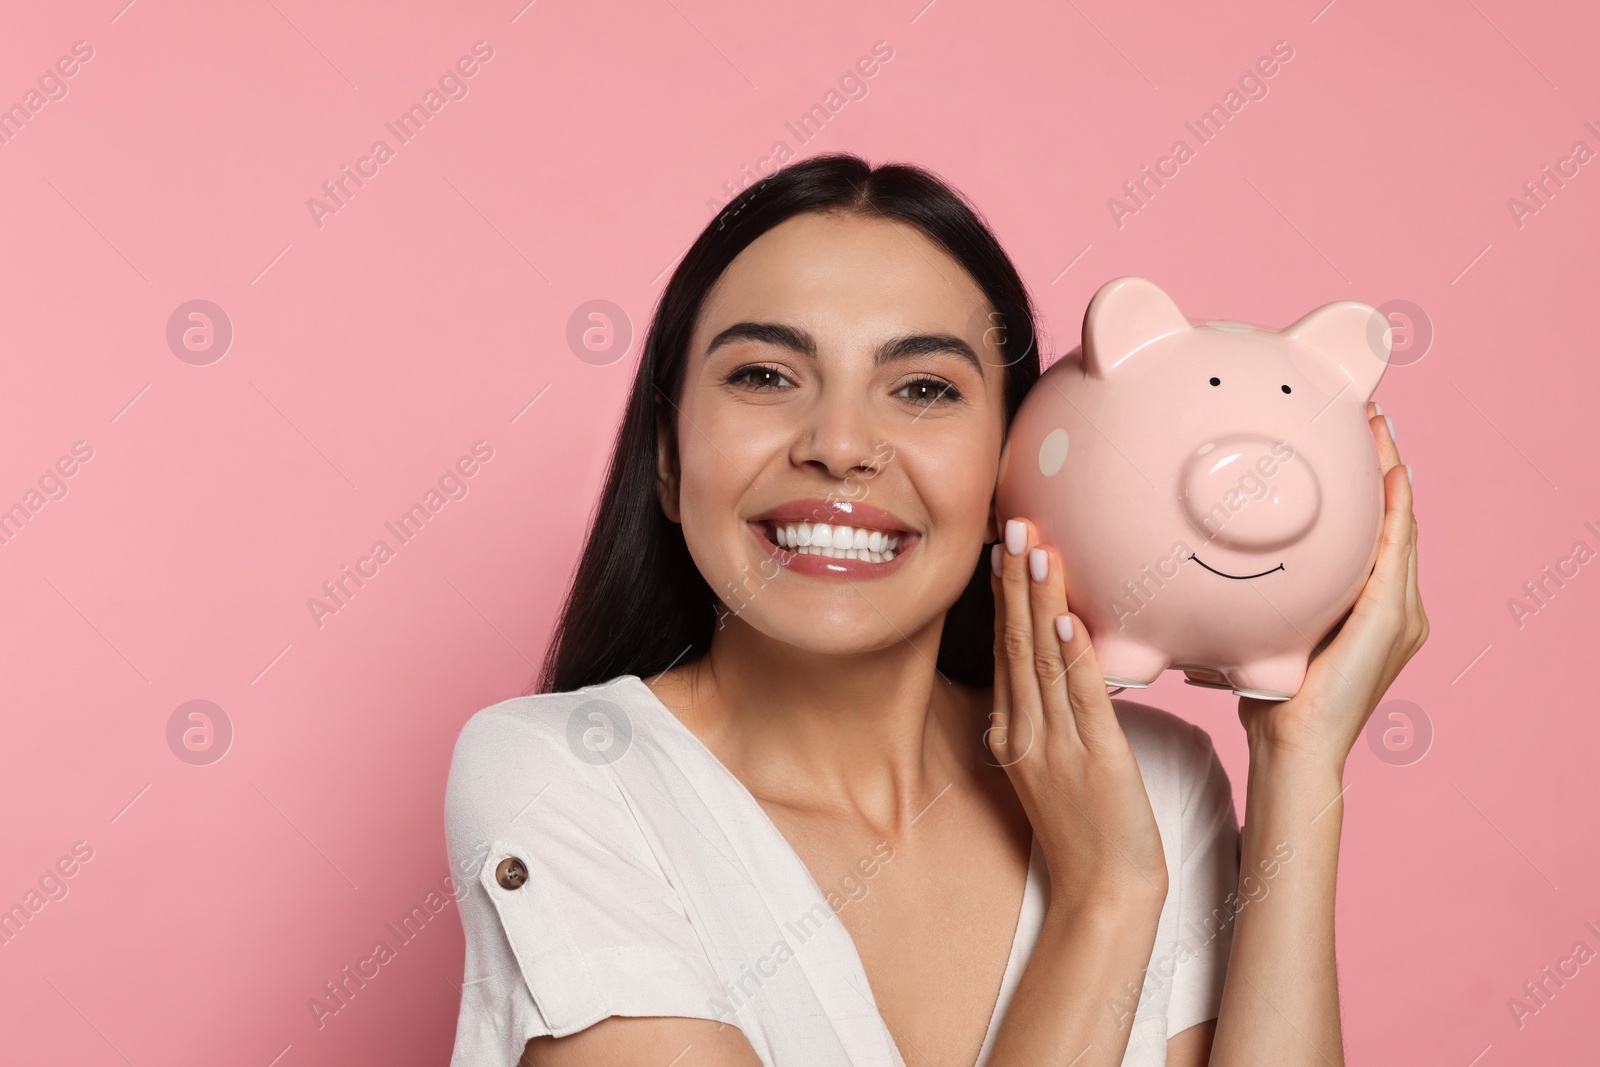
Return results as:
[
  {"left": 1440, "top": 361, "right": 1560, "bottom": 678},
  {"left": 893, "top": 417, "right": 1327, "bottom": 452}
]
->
[{"left": 443, "top": 154, "right": 1249, "bottom": 1067}]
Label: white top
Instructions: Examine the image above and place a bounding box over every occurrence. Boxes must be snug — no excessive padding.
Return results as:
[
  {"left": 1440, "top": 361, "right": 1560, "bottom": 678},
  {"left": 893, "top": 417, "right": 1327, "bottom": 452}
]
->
[{"left": 445, "top": 673, "right": 1240, "bottom": 1067}]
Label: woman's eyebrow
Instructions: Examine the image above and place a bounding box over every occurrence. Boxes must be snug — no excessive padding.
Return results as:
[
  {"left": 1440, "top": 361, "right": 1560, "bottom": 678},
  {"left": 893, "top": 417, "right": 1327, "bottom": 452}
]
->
[{"left": 705, "top": 321, "right": 983, "bottom": 376}]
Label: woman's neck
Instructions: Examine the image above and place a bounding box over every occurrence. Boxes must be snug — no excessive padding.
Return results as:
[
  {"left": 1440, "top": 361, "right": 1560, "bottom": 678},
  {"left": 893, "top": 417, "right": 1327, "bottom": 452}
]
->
[{"left": 645, "top": 615, "right": 988, "bottom": 838}]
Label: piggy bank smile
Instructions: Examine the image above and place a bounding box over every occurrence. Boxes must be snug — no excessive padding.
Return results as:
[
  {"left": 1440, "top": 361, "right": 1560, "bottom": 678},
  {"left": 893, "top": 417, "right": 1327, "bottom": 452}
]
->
[
  {"left": 994, "top": 276, "right": 1389, "bottom": 701},
  {"left": 1188, "top": 555, "right": 1285, "bottom": 580}
]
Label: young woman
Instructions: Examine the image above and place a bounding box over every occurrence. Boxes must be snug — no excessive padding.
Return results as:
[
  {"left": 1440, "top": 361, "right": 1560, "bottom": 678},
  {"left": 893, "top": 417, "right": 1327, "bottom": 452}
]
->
[{"left": 445, "top": 154, "right": 1427, "bottom": 1067}]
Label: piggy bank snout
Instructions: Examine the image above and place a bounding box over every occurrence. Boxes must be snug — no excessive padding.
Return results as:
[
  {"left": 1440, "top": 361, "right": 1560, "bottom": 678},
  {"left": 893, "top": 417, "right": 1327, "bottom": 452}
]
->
[{"left": 1180, "top": 434, "right": 1320, "bottom": 551}]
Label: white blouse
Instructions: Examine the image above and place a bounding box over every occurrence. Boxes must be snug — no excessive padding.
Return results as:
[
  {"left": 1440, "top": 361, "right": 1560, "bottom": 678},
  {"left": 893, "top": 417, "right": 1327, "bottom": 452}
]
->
[{"left": 445, "top": 674, "right": 1240, "bottom": 1066}]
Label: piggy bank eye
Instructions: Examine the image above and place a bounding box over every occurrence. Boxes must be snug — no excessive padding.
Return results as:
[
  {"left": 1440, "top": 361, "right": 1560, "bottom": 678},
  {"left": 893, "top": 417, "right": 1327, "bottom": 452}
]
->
[
  {"left": 1281, "top": 384, "right": 1292, "bottom": 394},
  {"left": 1209, "top": 376, "right": 1221, "bottom": 386}
]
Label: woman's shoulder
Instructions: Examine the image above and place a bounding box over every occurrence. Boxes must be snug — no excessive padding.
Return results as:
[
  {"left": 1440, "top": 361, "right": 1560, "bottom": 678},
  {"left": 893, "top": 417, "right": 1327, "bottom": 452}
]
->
[
  {"left": 1110, "top": 699, "right": 1236, "bottom": 853},
  {"left": 1111, "top": 697, "right": 1227, "bottom": 796},
  {"left": 449, "top": 675, "right": 643, "bottom": 772},
  {"left": 1109, "top": 696, "right": 1216, "bottom": 757},
  {"left": 443, "top": 676, "right": 728, "bottom": 1054},
  {"left": 444, "top": 675, "right": 650, "bottom": 853}
]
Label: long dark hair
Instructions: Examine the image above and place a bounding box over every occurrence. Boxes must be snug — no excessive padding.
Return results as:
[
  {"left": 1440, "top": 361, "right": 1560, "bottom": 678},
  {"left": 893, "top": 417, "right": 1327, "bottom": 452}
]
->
[{"left": 536, "top": 153, "right": 1043, "bottom": 694}]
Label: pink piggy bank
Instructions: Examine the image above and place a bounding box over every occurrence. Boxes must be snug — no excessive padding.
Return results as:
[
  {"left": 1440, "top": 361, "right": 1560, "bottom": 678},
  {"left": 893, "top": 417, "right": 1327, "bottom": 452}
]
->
[{"left": 994, "top": 277, "right": 1391, "bottom": 701}]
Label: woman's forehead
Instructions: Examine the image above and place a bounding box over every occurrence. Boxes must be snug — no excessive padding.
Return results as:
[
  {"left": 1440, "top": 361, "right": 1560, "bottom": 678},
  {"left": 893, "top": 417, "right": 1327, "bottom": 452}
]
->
[{"left": 695, "top": 213, "right": 993, "bottom": 349}]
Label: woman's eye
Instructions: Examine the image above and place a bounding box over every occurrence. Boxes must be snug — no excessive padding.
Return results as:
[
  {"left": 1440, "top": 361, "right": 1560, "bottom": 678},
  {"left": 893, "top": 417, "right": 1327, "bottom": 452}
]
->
[
  {"left": 896, "top": 377, "right": 962, "bottom": 405},
  {"left": 725, "top": 364, "right": 794, "bottom": 390}
]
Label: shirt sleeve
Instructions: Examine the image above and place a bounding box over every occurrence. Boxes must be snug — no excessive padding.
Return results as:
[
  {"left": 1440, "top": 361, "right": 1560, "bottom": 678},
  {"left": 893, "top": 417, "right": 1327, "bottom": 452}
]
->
[
  {"left": 444, "top": 694, "right": 728, "bottom": 1066},
  {"left": 1164, "top": 721, "right": 1241, "bottom": 1039}
]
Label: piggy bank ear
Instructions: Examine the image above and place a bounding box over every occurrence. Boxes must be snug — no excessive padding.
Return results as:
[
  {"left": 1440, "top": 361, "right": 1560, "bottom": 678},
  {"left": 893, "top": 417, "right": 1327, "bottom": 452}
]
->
[
  {"left": 1082, "top": 276, "right": 1191, "bottom": 378},
  {"left": 1282, "top": 301, "right": 1388, "bottom": 402}
]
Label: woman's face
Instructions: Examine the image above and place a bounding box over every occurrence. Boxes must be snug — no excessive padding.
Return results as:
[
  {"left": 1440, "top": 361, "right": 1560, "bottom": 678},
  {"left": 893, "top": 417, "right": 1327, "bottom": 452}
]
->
[{"left": 658, "top": 210, "right": 1010, "bottom": 655}]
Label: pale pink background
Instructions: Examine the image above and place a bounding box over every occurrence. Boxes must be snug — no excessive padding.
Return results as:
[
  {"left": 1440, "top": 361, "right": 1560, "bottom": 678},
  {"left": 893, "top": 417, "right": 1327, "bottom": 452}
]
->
[{"left": 2, "top": 1, "right": 1596, "bottom": 1063}]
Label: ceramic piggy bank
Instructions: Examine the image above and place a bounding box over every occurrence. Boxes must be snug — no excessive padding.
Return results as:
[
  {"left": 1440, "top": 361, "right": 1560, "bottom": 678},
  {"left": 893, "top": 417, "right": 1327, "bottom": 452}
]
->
[{"left": 994, "top": 276, "right": 1390, "bottom": 700}]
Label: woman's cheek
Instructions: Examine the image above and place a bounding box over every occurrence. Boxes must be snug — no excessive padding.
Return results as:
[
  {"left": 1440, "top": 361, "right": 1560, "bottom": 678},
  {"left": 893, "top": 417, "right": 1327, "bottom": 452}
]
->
[
  {"left": 689, "top": 470, "right": 774, "bottom": 573},
  {"left": 676, "top": 489, "right": 741, "bottom": 582},
  {"left": 911, "top": 439, "right": 1000, "bottom": 539},
  {"left": 675, "top": 417, "right": 750, "bottom": 515}
]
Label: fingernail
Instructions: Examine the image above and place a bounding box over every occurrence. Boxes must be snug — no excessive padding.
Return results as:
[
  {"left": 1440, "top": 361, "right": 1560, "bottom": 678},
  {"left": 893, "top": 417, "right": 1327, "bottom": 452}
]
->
[
  {"left": 1029, "top": 547, "right": 1048, "bottom": 582},
  {"left": 1005, "top": 518, "right": 1026, "bottom": 555},
  {"left": 991, "top": 543, "right": 1003, "bottom": 577},
  {"left": 1373, "top": 401, "right": 1384, "bottom": 416},
  {"left": 1055, "top": 614, "right": 1074, "bottom": 642},
  {"left": 1383, "top": 413, "right": 1396, "bottom": 442},
  {"left": 1405, "top": 462, "right": 1413, "bottom": 487}
]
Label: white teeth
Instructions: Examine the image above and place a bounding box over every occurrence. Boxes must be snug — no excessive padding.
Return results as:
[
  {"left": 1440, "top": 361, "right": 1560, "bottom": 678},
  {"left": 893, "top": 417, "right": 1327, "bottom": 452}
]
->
[{"left": 766, "top": 520, "right": 903, "bottom": 562}]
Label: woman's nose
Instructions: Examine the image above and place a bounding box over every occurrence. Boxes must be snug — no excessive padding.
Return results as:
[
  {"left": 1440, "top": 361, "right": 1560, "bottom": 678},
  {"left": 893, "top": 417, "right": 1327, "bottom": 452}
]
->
[{"left": 790, "top": 397, "right": 885, "bottom": 479}]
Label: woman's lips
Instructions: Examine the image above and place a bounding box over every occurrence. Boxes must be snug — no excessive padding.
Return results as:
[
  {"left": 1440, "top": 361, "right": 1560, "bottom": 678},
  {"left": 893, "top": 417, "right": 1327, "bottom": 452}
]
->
[
  {"left": 747, "top": 521, "right": 919, "bottom": 579},
  {"left": 749, "top": 497, "right": 912, "bottom": 534}
]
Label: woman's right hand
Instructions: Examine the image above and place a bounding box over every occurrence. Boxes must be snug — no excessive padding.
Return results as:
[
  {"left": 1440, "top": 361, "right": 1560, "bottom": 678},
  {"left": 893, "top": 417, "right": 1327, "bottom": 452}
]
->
[{"left": 987, "top": 516, "right": 1169, "bottom": 917}]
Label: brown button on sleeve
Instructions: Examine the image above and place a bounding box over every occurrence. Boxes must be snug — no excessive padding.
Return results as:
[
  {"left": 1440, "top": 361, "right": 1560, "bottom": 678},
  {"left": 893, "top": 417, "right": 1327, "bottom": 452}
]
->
[
  {"left": 495, "top": 856, "right": 528, "bottom": 890},
  {"left": 479, "top": 838, "right": 609, "bottom": 1034}
]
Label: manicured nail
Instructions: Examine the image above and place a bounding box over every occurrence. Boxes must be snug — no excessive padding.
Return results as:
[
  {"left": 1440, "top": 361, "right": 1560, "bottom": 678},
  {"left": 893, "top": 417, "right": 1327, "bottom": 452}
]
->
[
  {"left": 1383, "top": 413, "right": 1396, "bottom": 442},
  {"left": 991, "top": 543, "right": 1003, "bottom": 577},
  {"left": 1055, "top": 614, "right": 1074, "bottom": 642},
  {"left": 1373, "top": 401, "right": 1384, "bottom": 416},
  {"left": 1029, "top": 547, "right": 1048, "bottom": 582},
  {"left": 1005, "top": 518, "right": 1026, "bottom": 555},
  {"left": 1405, "top": 463, "right": 1413, "bottom": 487}
]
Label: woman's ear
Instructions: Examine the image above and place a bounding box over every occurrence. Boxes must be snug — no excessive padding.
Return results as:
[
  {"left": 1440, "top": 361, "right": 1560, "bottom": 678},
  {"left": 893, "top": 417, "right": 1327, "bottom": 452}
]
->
[{"left": 655, "top": 413, "right": 682, "bottom": 524}]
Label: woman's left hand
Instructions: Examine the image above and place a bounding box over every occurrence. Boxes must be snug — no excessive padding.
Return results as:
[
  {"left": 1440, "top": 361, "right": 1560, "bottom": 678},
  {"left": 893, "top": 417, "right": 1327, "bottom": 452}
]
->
[{"left": 1236, "top": 400, "right": 1429, "bottom": 772}]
